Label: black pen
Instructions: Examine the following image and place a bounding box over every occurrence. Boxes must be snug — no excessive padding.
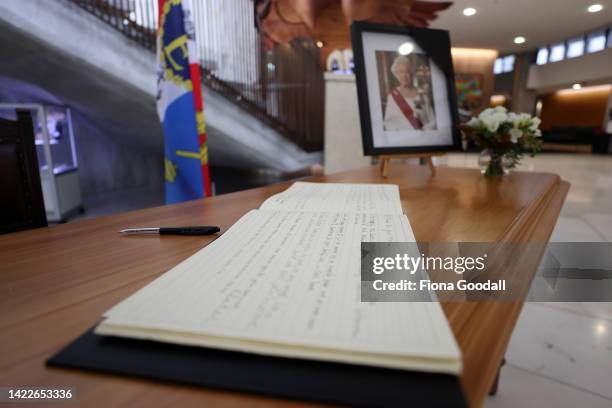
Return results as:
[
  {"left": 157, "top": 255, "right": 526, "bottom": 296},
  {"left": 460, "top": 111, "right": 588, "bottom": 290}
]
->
[{"left": 118, "top": 226, "right": 220, "bottom": 236}]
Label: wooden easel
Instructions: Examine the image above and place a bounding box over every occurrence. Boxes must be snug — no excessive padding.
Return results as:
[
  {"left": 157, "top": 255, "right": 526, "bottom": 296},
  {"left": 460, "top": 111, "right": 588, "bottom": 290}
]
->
[{"left": 379, "top": 152, "right": 444, "bottom": 178}]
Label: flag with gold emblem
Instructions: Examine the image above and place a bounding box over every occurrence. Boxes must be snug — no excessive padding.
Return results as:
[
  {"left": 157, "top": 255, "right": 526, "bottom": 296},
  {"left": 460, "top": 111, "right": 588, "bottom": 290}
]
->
[{"left": 157, "top": 0, "right": 211, "bottom": 203}]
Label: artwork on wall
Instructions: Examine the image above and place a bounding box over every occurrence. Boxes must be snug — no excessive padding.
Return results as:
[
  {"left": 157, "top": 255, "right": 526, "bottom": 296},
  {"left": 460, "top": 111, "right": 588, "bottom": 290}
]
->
[
  {"left": 455, "top": 73, "right": 483, "bottom": 112},
  {"left": 351, "top": 22, "right": 460, "bottom": 155}
]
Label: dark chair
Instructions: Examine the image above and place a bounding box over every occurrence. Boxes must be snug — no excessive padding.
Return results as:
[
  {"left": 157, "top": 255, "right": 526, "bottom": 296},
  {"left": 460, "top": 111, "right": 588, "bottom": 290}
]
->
[
  {"left": 0, "top": 110, "right": 47, "bottom": 234},
  {"left": 543, "top": 126, "right": 596, "bottom": 145}
]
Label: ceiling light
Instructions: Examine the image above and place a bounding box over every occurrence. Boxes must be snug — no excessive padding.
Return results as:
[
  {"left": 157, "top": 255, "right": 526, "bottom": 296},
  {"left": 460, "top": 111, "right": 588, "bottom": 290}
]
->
[
  {"left": 572, "top": 83, "right": 582, "bottom": 90},
  {"left": 398, "top": 42, "right": 415, "bottom": 55},
  {"left": 315, "top": 40, "right": 324, "bottom": 48},
  {"left": 451, "top": 48, "right": 498, "bottom": 58},
  {"left": 463, "top": 7, "right": 477, "bottom": 16},
  {"left": 587, "top": 4, "right": 603, "bottom": 13},
  {"left": 513, "top": 36, "right": 526, "bottom": 44}
]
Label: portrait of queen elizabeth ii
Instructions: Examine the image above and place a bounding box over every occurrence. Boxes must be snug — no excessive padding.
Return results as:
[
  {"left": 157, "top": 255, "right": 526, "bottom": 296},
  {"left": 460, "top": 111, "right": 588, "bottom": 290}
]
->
[
  {"left": 352, "top": 24, "right": 459, "bottom": 155},
  {"left": 377, "top": 53, "right": 437, "bottom": 132}
]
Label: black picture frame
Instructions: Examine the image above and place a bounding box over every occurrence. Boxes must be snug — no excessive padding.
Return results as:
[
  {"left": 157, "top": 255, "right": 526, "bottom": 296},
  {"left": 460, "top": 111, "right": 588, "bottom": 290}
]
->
[{"left": 351, "top": 22, "right": 461, "bottom": 156}]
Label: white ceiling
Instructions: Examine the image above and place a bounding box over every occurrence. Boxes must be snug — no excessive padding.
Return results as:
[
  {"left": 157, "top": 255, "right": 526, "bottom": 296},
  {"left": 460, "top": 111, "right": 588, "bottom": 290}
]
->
[{"left": 430, "top": 0, "right": 612, "bottom": 53}]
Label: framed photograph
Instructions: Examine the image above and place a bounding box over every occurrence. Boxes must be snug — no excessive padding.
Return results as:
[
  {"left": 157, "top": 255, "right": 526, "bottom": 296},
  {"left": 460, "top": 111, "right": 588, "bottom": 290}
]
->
[{"left": 351, "top": 22, "right": 461, "bottom": 155}]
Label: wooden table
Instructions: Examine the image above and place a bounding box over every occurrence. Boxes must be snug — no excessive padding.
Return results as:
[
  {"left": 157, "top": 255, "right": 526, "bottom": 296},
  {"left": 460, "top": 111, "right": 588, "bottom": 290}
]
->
[{"left": 0, "top": 164, "right": 568, "bottom": 408}]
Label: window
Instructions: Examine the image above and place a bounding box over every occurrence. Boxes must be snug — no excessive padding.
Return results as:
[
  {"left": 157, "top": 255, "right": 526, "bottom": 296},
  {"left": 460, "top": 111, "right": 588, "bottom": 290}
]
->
[
  {"left": 549, "top": 42, "right": 566, "bottom": 62},
  {"left": 493, "top": 58, "right": 503, "bottom": 74},
  {"left": 587, "top": 31, "right": 606, "bottom": 53},
  {"left": 536, "top": 47, "right": 549, "bottom": 65},
  {"left": 502, "top": 55, "right": 515, "bottom": 72},
  {"left": 566, "top": 37, "right": 585, "bottom": 58},
  {"left": 536, "top": 28, "right": 611, "bottom": 66},
  {"left": 493, "top": 55, "right": 515, "bottom": 74}
]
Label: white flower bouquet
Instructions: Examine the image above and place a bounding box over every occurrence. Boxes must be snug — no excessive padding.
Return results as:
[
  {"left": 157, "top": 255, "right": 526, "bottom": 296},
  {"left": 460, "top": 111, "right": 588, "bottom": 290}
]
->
[{"left": 467, "top": 107, "right": 543, "bottom": 176}]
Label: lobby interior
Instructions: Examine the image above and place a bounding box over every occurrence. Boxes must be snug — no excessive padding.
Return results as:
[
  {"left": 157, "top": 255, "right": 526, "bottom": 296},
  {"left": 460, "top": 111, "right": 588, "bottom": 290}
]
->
[{"left": 1, "top": 1, "right": 611, "bottom": 407}]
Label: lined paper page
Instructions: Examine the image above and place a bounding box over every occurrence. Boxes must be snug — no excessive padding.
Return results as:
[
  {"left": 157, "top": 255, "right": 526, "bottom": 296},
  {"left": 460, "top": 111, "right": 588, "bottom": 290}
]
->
[
  {"left": 98, "top": 209, "right": 459, "bottom": 372},
  {"left": 260, "top": 182, "right": 404, "bottom": 214}
]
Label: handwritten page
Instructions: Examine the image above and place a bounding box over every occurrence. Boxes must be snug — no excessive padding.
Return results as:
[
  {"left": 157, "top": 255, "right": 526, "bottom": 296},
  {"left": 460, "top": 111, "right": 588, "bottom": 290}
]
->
[
  {"left": 98, "top": 207, "right": 460, "bottom": 373},
  {"left": 260, "top": 182, "right": 404, "bottom": 214}
]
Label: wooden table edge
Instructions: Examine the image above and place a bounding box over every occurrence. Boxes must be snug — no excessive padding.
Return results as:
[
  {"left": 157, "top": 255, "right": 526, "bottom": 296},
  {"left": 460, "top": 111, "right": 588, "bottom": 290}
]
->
[{"left": 460, "top": 178, "right": 569, "bottom": 408}]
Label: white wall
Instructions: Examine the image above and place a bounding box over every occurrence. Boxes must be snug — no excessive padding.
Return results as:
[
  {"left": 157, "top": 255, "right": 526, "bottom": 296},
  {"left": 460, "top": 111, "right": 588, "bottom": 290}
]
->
[
  {"left": 527, "top": 48, "right": 612, "bottom": 92},
  {"left": 323, "top": 73, "right": 371, "bottom": 175}
]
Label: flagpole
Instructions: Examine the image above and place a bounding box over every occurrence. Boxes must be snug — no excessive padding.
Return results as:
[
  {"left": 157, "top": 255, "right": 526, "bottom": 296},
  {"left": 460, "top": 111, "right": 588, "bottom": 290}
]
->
[{"left": 188, "top": 58, "right": 212, "bottom": 198}]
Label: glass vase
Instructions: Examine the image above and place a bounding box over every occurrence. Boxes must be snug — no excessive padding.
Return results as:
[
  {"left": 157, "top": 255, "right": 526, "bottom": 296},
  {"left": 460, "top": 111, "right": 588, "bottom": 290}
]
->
[{"left": 478, "top": 149, "right": 508, "bottom": 177}]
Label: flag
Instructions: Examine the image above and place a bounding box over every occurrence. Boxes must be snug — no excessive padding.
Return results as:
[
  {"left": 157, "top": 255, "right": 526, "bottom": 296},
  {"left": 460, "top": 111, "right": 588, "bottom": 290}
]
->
[{"left": 157, "top": 0, "right": 211, "bottom": 203}]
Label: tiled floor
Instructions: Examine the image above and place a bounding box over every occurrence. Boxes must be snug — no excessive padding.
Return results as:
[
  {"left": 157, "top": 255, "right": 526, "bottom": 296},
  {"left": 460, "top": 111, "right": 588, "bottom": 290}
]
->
[
  {"left": 68, "top": 167, "right": 288, "bottom": 222},
  {"left": 440, "top": 153, "right": 612, "bottom": 408},
  {"left": 72, "top": 186, "right": 164, "bottom": 221}
]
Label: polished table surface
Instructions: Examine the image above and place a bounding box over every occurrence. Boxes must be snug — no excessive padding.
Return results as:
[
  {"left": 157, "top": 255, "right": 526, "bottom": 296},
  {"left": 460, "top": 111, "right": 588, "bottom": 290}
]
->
[{"left": 0, "top": 164, "right": 569, "bottom": 408}]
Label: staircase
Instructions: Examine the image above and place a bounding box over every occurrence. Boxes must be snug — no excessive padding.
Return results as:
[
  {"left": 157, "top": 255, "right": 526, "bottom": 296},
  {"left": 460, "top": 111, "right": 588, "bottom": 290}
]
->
[{"left": 0, "top": 0, "right": 323, "bottom": 177}]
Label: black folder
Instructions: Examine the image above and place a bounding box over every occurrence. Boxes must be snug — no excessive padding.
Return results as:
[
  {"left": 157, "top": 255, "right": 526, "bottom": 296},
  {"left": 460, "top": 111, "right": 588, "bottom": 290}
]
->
[{"left": 47, "top": 327, "right": 466, "bottom": 407}]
